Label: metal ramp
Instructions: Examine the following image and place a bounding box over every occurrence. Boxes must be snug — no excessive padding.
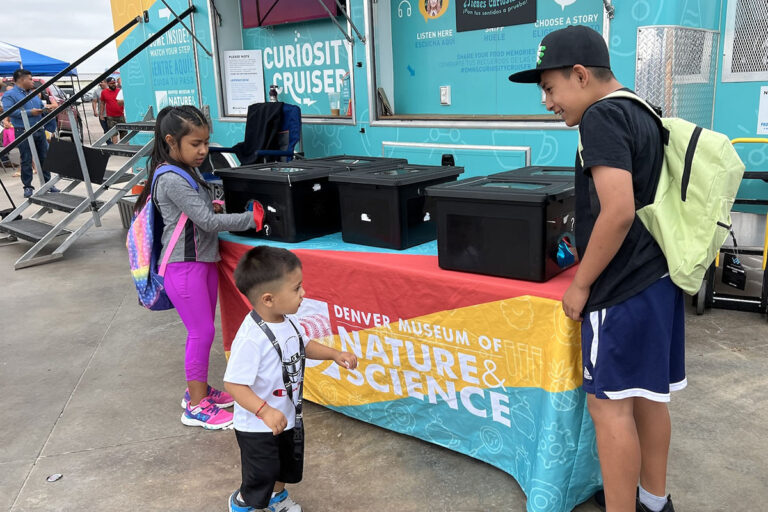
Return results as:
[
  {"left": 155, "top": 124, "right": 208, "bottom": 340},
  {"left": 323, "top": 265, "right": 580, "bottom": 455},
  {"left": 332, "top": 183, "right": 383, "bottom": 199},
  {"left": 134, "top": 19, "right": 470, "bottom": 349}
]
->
[{"left": 0, "top": 109, "right": 155, "bottom": 269}]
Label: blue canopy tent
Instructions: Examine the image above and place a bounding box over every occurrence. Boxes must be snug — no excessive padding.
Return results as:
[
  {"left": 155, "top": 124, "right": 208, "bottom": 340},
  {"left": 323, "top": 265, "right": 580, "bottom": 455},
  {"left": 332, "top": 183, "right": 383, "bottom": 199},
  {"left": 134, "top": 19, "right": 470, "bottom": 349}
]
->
[
  {"left": 0, "top": 42, "right": 77, "bottom": 76},
  {"left": 0, "top": 41, "right": 90, "bottom": 182}
]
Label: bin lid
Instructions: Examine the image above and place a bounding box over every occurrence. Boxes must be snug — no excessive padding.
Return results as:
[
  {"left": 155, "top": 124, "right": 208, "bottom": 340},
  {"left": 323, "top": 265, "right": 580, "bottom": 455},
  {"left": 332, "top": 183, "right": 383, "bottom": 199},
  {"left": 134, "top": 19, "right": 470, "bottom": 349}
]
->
[
  {"left": 305, "top": 155, "right": 408, "bottom": 171},
  {"left": 328, "top": 164, "right": 464, "bottom": 186},
  {"left": 425, "top": 176, "right": 575, "bottom": 204},
  {"left": 214, "top": 162, "right": 333, "bottom": 183},
  {"left": 492, "top": 166, "right": 575, "bottom": 182}
]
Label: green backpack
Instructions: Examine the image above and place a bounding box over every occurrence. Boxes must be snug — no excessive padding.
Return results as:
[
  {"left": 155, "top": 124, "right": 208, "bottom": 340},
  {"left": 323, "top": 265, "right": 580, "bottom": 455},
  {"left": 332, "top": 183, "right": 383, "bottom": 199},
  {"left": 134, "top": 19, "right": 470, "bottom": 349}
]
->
[{"left": 578, "top": 90, "right": 745, "bottom": 295}]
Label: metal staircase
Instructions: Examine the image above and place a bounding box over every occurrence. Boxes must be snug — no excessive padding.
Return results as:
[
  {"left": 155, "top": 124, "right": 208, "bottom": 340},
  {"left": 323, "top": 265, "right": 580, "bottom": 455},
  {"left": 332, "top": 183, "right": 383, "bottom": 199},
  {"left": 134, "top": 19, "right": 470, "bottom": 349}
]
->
[
  {"left": 0, "top": 5, "right": 197, "bottom": 269},
  {"left": 0, "top": 109, "right": 155, "bottom": 269}
]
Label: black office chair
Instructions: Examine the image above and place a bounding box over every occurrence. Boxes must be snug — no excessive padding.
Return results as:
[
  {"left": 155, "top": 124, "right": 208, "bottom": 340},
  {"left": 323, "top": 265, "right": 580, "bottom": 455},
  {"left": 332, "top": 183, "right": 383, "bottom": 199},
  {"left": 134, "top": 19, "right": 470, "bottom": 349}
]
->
[{"left": 208, "top": 101, "right": 302, "bottom": 166}]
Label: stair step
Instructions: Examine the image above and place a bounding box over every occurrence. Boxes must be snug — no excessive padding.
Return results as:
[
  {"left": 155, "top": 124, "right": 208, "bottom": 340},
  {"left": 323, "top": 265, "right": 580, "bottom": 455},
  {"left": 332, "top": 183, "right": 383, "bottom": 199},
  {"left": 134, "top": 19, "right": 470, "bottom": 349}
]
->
[
  {"left": 103, "top": 170, "right": 134, "bottom": 184},
  {"left": 0, "top": 218, "right": 72, "bottom": 243},
  {"left": 115, "top": 121, "right": 155, "bottom": 132},
  {"left": 28, "top": 192, "right": 104, "bottom": 213},
  {"left": 91, "top": 144, "right": 144, "bottom": 157}
]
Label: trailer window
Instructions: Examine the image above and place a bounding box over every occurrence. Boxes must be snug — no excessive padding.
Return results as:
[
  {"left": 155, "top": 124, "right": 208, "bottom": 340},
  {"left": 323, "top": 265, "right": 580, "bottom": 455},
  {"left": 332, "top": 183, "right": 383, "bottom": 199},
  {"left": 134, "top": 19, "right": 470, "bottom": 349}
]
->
[
  {"left": 210, "top": 0, "right": 356, "bottom": 122},
  {"left": 366, "top": 0, "right": 606, "bottom": 122}
]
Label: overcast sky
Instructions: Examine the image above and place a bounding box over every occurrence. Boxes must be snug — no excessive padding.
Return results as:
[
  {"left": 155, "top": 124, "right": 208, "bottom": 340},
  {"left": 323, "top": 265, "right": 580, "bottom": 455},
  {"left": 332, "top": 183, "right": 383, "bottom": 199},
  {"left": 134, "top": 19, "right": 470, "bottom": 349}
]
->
[{"left": 1, "top": 0, "right": 119, "bottom": 74}]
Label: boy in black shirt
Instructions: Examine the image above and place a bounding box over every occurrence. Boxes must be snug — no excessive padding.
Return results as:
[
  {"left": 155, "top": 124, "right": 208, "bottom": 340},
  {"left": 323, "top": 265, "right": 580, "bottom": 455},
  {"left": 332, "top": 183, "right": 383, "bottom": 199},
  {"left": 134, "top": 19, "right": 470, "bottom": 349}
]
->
[{"left": 510, "top": 26, "right": 684, "bottom": 512}]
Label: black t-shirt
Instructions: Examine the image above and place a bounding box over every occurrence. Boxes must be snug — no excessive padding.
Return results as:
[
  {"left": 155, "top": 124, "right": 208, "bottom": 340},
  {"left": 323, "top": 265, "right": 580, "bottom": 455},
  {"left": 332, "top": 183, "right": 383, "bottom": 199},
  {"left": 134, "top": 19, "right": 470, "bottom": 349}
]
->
[{"left": 575, "top": 91, "right": 669, "bottom": 312}]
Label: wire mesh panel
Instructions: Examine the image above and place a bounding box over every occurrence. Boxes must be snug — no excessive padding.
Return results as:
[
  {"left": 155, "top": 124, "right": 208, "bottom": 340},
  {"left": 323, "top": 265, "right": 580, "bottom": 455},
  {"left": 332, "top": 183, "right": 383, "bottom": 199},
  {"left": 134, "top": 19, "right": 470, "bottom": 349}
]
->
[
  {"left": 723, "top": 0, "right": 768, "bottom": 82},
  {"left": 635, "top": 26, "right": 719, "bottom": 128}
]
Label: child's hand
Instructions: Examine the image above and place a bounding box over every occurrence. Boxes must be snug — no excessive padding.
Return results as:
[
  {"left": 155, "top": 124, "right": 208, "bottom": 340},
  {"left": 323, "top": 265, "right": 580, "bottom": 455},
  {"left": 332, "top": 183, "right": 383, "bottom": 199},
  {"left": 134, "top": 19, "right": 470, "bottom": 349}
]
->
[
  {"left": 335, "top": 352, "right": 358, "bottom": 370},
  {"left": 260, "top": 405, "right": 288, "bottom": 436},
  {"left": 562, "top": 281, "right": 589, "bottom": 322},
  {"left": 213, "top": 203, "right": 223, "bottom": 214}
]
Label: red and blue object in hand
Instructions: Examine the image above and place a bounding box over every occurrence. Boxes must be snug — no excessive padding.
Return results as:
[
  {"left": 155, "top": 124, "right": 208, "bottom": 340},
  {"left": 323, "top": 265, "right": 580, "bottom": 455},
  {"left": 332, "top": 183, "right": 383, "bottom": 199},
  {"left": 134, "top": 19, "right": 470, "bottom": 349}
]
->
[{"left": 246, "top": 200, "right": 265, "bottom": 231}]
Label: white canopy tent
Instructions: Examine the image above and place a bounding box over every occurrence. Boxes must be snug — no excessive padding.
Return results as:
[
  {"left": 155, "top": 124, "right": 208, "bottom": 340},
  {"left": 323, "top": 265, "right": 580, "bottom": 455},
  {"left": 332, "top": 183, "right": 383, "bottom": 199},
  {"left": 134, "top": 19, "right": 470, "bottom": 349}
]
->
[{"left": 0, "top": 41, "right": 21, "bottom": 65}]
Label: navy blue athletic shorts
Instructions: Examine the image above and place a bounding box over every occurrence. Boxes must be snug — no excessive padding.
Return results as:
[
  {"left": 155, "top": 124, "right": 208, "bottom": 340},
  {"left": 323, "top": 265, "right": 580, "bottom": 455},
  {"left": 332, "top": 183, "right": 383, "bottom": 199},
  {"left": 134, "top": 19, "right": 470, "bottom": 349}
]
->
[{"left": 581, "top": 276, "right": 686, "bottom": 402}]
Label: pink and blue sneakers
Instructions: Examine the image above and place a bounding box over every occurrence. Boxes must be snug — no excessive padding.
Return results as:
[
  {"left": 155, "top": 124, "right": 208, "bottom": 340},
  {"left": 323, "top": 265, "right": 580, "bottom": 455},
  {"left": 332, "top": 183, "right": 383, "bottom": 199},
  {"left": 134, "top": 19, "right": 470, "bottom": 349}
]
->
[
  {"left": 180, "top": 397, "right": 233, "bottom": 429},
  {"left": 181, "top": 385, "right": 235, "bottom": 409}
]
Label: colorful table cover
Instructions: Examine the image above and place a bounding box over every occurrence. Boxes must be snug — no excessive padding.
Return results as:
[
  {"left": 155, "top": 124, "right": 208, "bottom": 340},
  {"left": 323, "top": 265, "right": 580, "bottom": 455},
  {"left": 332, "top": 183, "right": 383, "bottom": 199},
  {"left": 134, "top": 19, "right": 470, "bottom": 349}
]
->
[{"left": 217, "top": 232, "right": 602, "bottom": 512}]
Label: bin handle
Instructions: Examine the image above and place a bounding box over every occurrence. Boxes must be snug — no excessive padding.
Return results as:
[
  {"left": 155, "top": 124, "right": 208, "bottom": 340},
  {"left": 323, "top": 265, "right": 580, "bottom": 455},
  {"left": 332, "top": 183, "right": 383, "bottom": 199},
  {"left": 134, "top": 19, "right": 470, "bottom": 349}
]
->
[
  {"left": 763, "top": 215, "right": 768, "bottom": 271},
  {"left": 730, "top": 138, "right": 768, "bottom": 269}
]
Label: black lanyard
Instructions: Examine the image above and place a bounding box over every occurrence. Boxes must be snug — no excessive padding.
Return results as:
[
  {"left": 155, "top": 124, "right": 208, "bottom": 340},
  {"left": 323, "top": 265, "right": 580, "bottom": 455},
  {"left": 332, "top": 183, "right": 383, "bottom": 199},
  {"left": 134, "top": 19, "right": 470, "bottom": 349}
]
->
[{"left": 249, "top": 311, "right": 306, "bottom": 429}]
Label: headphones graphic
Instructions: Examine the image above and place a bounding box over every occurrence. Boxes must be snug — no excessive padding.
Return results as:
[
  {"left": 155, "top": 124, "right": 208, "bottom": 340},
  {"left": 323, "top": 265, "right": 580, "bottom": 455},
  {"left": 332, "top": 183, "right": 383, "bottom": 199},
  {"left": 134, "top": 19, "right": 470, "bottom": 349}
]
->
[{"left": 398, "top": 0, "right": 412, "bottom": 17}]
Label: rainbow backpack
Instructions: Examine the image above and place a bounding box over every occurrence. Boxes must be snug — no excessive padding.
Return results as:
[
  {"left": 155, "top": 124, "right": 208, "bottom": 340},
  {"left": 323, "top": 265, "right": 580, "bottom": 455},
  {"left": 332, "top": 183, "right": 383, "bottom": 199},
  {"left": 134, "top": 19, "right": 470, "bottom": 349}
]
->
[{"left": 126, "top": 165, "right": 198, "bottom": 310}]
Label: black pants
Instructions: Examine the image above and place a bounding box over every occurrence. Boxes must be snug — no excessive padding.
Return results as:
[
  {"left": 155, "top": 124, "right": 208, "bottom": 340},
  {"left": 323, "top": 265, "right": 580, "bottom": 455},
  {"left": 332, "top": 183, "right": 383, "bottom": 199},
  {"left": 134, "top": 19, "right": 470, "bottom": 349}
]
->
[
  {"left": 15, "top": 128, "right": 50, "bottom": 189},
  {"left": 98, "top": 119, "right": 112, "bottom": 145},
  {"left": 236, "top": 428, "right": 304, "bottom": 508}
]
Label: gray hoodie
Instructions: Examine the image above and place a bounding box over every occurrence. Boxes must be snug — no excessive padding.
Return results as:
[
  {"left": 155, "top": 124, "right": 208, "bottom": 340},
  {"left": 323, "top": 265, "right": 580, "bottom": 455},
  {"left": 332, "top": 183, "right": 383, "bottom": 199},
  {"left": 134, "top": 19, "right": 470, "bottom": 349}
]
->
[{"left": 153, "top": 169, "right": 255, "bottom": 264}]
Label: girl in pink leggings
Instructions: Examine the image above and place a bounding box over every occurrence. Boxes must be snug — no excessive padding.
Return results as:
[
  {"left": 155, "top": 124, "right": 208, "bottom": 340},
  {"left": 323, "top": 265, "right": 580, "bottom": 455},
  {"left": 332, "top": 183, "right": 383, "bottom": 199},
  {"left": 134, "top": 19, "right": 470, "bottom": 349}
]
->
[{"left": 134, "top": 105, "right": 263, "bottom": 429}]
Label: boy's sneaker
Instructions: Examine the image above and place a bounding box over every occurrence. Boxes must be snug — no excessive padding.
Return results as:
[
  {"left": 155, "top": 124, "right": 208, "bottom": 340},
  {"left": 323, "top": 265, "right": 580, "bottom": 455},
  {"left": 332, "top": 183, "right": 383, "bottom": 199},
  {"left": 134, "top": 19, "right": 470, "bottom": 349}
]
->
[
  {"left": 181, "top": 385, "right": 234, "bottom": 409},
  {"left": 593, "top": 489, "right": 605, "bottom": 509},
  {"left": 23, "top": 187, "right": 33, "bottom": 198},
  {"left": 268, "top": 490, "right": 301, "bottom": 512},
  {"left": 638, "top": 495, "right": 675, "bottom": 512},
  {"left": 180, "top": 397, "right": 233, "bottom": 429},
  {"left": 229, "top": 490, "right": 269, "bottom": 512},
  {"left": 594, "top": 489, "right": 649, "bottom": 511}
]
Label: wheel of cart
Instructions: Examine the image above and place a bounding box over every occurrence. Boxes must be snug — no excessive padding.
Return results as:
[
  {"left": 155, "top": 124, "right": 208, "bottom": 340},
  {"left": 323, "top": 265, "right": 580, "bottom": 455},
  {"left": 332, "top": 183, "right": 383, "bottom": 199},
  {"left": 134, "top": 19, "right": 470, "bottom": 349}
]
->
[
  {"left": 693, "top": 138, "right": 768, "bottom": 316},
  {"left": 693, "top": 264, "right": 715, "bottom": 315}
]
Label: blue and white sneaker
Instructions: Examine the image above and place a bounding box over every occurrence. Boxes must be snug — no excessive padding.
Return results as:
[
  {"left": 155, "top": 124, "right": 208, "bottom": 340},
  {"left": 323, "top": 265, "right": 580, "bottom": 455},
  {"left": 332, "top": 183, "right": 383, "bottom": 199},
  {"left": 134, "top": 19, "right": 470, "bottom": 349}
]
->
[
  {"left": 268, "top": 490, "right": 302, "bottom": 512},
  {"left": 229, "top": 490, "right": 258, "bottom": 512},
  {"left": 181, "top": 385, "right": 234, "bottom": 409},
  {"left": 180, "top": 397, "right": 233, "bottom": 429}
]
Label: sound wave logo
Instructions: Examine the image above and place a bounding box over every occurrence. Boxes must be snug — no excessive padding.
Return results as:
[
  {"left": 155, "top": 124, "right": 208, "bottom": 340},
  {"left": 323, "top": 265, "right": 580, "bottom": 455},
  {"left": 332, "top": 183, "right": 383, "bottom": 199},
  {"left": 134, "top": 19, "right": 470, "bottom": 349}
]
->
[{"left": 297, "top": 298, "right": 333, "bottom": 341}]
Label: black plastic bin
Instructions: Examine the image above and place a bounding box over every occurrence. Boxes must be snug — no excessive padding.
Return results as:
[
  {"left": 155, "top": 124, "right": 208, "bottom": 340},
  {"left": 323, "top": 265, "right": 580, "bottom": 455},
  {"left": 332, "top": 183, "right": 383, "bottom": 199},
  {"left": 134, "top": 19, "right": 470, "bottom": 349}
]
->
[
  {"left": 305, "top": 154, "right": 407, "bottom": 172},
  {"left": 492, "top": 165, "right": 575, "bottom": 182},
  {"left": 215, "top": 162, "right": 344, "bottom": 242},
  {"left": 425, "top": 177, "right": 576, "bottom": 281},
  {"left": 329, "top": 164, "right": 464, "bottom": 250}
]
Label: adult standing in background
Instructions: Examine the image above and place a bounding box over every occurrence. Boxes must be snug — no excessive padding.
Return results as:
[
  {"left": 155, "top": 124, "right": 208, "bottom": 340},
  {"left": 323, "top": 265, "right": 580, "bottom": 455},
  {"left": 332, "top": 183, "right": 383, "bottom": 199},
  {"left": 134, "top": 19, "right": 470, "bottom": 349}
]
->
[
  {"left": 91, "top": 80, "right": 113, "bottom": 145},
  {"left": 101, "top": 76, "right": 125, "bottom": 143},
  {"left": 1, "top": 69, "right": 59, "bottom": 198}
]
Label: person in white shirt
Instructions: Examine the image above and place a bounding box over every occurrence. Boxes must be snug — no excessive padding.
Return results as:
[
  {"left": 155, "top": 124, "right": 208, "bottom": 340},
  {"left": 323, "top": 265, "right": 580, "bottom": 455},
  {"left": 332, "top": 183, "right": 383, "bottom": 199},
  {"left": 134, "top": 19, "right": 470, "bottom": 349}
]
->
[{"left": 224, "top": 246, "right": 357, "bottom": 512}]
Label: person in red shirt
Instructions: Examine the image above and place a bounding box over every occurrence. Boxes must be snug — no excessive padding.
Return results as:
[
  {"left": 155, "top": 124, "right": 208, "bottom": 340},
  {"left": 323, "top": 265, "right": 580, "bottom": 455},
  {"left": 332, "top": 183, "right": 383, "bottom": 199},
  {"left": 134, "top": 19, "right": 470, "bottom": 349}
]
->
[{"left": 100, "top": 76, "right": 125, "bottom": 143}]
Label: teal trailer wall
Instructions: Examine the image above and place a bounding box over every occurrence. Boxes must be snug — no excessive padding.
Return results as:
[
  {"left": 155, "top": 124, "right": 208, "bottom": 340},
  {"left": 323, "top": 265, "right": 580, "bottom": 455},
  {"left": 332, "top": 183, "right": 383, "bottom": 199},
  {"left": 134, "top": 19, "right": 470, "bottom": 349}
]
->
[{"left": 117, "top": 0, "right": 767, "bottom": 189}]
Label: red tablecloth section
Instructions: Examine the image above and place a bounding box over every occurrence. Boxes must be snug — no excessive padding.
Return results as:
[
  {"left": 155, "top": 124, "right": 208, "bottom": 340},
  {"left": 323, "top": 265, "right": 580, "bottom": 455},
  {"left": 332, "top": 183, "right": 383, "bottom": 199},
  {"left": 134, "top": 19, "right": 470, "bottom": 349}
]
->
[{"left": 217, "top": 240, "right": 577, "bottom": 351}]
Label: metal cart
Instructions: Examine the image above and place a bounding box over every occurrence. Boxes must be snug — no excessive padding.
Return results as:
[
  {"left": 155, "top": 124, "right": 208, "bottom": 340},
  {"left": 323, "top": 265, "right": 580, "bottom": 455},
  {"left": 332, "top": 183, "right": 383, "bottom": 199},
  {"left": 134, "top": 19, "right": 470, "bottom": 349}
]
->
[{"left": 693, "top": 138, "right": 768, "bottom": 316}]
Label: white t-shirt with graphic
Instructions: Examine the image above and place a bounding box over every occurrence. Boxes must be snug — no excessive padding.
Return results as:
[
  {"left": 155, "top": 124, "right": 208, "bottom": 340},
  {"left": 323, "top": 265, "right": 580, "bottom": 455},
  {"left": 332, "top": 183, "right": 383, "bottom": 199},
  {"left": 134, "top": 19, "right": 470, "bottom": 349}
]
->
[{"left": 224, "top": 313, "right": 308, "bottom": 433}]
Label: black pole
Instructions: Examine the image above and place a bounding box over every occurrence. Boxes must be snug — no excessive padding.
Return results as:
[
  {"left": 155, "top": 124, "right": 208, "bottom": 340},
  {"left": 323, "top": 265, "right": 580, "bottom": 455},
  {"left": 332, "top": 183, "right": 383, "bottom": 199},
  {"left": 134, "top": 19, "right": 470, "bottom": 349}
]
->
[
  {"left": 260, "top": 0, "right": 281, "bottom": 26},
  {"left": 0, "top": 175, "right": 17, "bottom": 210},
  {"left": 0, "top": 15, "right": 141, "bottom": 125},
  {"left": 159, "top": 0, "right": 212, "bottom": 56},
  {"left": 74, "top": 75, "right": 92, "bottom": 142},
  {"left": 0, "top": 5, "right": 195, "bottom": 161}
]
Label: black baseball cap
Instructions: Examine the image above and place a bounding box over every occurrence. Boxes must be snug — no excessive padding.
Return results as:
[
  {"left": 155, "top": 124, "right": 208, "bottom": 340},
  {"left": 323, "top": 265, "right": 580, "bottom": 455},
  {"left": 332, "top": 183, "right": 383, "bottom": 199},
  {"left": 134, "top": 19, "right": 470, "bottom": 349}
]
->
[
  {"left": 106, "top": 76, "right": 116, "bottom": 83},
  {"left": 508, "top": 25, "right": 610, "bottom": 84}
]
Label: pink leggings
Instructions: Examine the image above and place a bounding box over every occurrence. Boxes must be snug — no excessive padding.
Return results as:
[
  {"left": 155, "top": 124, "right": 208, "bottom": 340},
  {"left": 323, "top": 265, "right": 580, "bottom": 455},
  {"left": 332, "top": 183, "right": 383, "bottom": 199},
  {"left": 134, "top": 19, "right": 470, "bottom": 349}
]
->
[{"left": 164, "top": 261, "right": 218, "bottom": 382}]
